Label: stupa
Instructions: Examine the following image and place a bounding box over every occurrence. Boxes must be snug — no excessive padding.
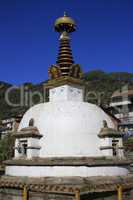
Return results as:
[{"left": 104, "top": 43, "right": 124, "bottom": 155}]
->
[{"left": 1, "top": 13, "right": 133, "bottom": 200}]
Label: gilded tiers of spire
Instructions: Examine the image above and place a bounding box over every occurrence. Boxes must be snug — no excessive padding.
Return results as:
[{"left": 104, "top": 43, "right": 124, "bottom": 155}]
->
[
  {"left": 56, "top": 32, "right": 74, "bottom": 76},
  {"left": 48, "top": 13, "right": 82, "bottom": 80}
]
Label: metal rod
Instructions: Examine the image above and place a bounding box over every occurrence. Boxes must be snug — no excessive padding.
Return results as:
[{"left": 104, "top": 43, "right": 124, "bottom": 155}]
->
[
  {"left": 75, "top": 189, "right": 80, "bottom": 200},
  {"left": 22, "top": 185, "right": 28, "bottom": 200},
  {"left": 118, "top": 185, "right": 123, "bottom": 200}
]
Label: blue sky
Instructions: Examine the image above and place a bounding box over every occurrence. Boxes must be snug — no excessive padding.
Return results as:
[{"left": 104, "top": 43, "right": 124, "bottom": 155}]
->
[{"left": 0, "top": 0, "right": 133, "bottom": 84}]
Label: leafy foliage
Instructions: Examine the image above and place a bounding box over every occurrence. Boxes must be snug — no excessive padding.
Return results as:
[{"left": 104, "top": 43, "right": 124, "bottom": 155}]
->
[
  {"left": 0, "top": 134, "right": 15, "bottom": 163},
  {"left": 0, "top": 81, "right": 45, "bottom": 119},
  {"left": 83, "top": 70, "right": 133, "bottom": 82}
]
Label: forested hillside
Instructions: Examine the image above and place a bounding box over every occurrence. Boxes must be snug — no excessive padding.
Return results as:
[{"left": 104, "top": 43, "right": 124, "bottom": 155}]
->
[
  {"left": 0, "top": 81, "right": 45, "bottom": 119},
  {"left": 83, "top": 70, "right": 133, "bottom": 107},
  {"left": 0, "top": 70, "right": 133, "bottom": 119}
]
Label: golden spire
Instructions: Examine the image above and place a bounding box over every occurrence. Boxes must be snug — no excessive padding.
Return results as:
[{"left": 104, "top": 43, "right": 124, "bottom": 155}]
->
[{"left": 48, "top": 13, "right": 82, "bottom": 80}]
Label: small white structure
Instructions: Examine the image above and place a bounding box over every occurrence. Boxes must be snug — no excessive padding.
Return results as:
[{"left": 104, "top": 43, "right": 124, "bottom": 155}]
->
[
  {"left": 14, "top": 125, "right": 42, "bottom": 159},
  {"left": 98, "top": 120, "right": 124, "bottom": 157}
]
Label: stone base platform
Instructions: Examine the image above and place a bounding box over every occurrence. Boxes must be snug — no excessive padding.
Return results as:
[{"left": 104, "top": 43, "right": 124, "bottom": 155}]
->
[{"left": 0, "top": 175, "right": 133, "bottom": 200}]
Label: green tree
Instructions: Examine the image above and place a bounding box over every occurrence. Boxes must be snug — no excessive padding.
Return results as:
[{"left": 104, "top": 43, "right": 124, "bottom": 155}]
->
[
  {"left": 83, "top": 70, "right": 108, "bottom": 81},
  {"left": 0, "top": 134, "right": 14, "bottom": 163}
]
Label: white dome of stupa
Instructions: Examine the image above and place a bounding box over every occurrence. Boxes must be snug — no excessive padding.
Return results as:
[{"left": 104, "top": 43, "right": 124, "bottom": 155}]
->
[{"left": 18, "top": 100, "right": 114, "bottom": 157}]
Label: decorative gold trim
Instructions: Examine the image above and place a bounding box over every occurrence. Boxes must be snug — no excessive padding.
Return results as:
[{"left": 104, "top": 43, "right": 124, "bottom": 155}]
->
[{"left": 44, "top": 76, "right": 86, "bottom": 89}]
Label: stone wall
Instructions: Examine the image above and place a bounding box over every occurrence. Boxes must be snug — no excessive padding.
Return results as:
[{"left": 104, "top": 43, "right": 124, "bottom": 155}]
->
[
  {"left": 0, "top": 189, "right": 74, "bottom": 200},
  {"left": 0, "top": 188, "right": 133, "bottom": 200},
  {"left": 81, "top": 190, "right": 133, "bottom": 200},
  {"left": 29, "top": 192, "right": 74, "bottom": 200},
  {"left": 0, "top": 189, "right": 22, "bottom": 200}
]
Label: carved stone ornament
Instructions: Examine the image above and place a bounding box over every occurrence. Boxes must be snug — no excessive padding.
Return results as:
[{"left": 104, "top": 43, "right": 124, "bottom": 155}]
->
[{"left": 48, "top": 65, "right": 62, "bottom": 79}]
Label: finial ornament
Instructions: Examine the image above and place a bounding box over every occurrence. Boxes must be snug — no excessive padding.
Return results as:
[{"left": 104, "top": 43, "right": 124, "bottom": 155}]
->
[
  {"left": 64, "top": 11, "right": 68, "bottom": 17},
  {"left": 54, "top": 13, "right": 76, "bottom": 33}
]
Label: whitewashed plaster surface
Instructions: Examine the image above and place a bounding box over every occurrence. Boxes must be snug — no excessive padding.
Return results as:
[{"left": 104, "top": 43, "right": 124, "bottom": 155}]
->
[
  {"left": 18, "top": 101, "right": 114, "bottom": 157},
  {"left": 6, "top": 166, "right": 129, "bottom": 177},
  {"left": 6, "top": 84, "right": 128, "bottom": 177}
]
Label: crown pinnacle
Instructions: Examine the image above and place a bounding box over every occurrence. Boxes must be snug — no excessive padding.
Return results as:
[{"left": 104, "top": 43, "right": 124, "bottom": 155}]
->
[{"left": 54, "top": 12, "right": 76, "bottom": 33}]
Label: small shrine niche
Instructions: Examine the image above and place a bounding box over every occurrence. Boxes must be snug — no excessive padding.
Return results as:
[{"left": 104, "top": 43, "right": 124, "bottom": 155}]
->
[
  {"left": 29, "top": 118, "right": 34, "bottom": 126},
  {"left": 98, "top": 120, "right": 124, "bottom": 158},
  {"left": 17, "top": 140, "right": 28, "bottom": 156},
  {"left": 14, "top": 119, "right": 43, "bottom": 159}
]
